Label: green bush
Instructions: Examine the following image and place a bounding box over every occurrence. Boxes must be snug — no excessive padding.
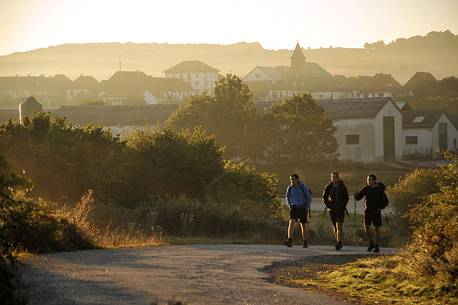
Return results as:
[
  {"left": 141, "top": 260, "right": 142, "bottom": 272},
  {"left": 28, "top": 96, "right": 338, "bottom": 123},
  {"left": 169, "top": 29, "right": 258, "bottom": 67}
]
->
[
  {"left": 405, "top": 156, "right": 458, "bottom": 289},
  {"left": 387, "top": 168, "right": 439, "bottom": 233}
]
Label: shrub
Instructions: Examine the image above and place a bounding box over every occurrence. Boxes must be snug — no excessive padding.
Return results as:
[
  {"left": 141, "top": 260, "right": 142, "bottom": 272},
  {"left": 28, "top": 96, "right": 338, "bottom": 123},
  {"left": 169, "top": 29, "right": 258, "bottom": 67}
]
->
[
  {"left": 134, "top": 196, "right": 285, "bottom": 241},
  {"left": 387, "top": 168, "right": 439, "bottom": 233}
]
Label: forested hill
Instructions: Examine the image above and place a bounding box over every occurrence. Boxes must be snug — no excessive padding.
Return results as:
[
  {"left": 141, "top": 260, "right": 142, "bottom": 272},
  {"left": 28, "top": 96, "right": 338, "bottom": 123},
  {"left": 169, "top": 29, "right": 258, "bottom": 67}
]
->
[{"left": 0, "top": 30, "right": 456, "bottom": 83}]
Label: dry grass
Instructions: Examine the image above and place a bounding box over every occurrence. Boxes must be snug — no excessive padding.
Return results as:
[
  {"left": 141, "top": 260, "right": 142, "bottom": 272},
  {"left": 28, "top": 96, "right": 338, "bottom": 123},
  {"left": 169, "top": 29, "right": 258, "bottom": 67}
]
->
[
  {"left": 276, "top": 254, "right": 458, "bottom": 305},
  {"left": 77, "top": 223, "right": 165, "bottom": 249}
]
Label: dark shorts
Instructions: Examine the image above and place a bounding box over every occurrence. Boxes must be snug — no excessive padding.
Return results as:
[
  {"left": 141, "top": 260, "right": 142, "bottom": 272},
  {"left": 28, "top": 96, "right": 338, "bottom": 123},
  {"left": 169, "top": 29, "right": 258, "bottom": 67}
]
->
[
  {"left": 290, "top": 206, "right": 308, "bottom": 224},
  {"left": 329, "top": 210, "right": 345, "bottom": 224},
  {"left": 364, "top": 209, "right": 382, "bottom": 227}
]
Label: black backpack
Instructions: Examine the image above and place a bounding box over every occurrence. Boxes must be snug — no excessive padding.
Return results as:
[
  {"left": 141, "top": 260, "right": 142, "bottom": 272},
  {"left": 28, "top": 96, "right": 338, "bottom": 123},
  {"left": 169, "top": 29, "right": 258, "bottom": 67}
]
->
[{"left": 378, "top": 190, "right": 390, "bottom": 209}]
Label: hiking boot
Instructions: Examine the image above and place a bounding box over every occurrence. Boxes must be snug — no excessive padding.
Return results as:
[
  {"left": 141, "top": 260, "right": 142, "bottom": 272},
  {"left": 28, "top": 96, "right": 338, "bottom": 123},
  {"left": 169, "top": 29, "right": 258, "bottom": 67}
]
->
[
  {"left": 303, "top": 240, "right": 308, "bottom": 248},
  {"left": 367, "top": 242, "right": 375, "bottom": 252},
  {"left": 335, "top": 241, "right": 342, "bottom": 250},
  {"left": 284, "top": 238, "right": 292, "bottom": 247},
  {"left": 373, "top": 244, "right": 380, "bottom": 253}
]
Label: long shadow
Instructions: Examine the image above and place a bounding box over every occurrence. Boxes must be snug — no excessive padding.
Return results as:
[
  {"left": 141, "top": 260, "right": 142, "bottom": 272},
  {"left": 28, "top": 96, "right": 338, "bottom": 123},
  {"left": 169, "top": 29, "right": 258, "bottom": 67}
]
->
[
  {"left": 23, "top": 247, "right": 175, "bottom": 270},
  {"left": 260, "top": 253, "right": 369, "bottom": 284},
  {"left": 19, "top": 264, "right": 153, "bottom": 305}
]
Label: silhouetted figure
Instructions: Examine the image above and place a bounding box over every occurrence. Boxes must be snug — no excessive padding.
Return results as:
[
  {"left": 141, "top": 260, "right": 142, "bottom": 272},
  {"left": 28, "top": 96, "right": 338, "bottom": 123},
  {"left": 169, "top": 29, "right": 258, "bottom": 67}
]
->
[
  {"left": 354, "top": 175, "right": 386, "bottom": 253},
  {"left": 322, "top": 172, "right": 349, "bottom": 250}
]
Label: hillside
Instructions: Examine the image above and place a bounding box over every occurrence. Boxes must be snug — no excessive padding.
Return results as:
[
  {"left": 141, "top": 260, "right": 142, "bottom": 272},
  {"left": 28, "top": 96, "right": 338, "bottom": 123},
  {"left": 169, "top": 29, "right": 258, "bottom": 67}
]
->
[{"left": 0, "top": 30, "right": 457, "bottom": 83}]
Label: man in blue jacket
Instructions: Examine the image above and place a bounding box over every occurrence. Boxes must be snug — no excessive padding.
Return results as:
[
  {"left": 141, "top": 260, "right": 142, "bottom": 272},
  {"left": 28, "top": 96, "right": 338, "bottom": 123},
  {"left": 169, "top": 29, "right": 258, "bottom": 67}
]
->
[{"left": 285, "top": 173, "right": 312, "bottom": 248}]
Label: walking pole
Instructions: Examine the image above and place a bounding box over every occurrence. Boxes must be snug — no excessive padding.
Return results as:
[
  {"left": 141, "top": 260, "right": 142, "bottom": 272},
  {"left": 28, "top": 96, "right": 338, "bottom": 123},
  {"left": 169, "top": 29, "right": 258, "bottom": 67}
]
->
[{"left": 353, "top": 196, "right": 357, "bottom": 241}]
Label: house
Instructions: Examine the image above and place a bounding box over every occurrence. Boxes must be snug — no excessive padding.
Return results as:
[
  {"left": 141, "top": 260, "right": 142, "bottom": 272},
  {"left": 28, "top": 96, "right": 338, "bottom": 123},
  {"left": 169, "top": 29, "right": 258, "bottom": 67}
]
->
[
  {"left": 403, "top": 72, "right": 437, "bottom": 96},
  {"left": 402, "top": 110, "right": 458, "bottom": 159},
  {"left": 67, "top": 75, "right": 100, "bottom": 100},
  {"left": 99, "top": 71, "right": 192, "bottom": 105},
  {"left": 54, "top": 104, "right": 178, "bottom": 136},
  {"left": 0, "top": 74, "right": 74, "bottom": 105},
  {"left": 142, "top": 77, "right": 192, "bottom": 104},
  {"left": 164, "top": 61, "right": 222, "bottom": 95},
  {"left": 19, "top": 96, "right": 43, "bottom": 124},
  {"left": 318, "top": 98, "right": 404, "bottom": 162}
]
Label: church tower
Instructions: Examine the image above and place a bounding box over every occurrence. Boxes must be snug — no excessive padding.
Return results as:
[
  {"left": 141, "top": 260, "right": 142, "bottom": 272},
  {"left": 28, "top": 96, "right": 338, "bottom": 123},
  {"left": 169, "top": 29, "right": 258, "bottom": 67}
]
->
[{"left": 290, "top": 42, "right": 306, "bottom": 75}]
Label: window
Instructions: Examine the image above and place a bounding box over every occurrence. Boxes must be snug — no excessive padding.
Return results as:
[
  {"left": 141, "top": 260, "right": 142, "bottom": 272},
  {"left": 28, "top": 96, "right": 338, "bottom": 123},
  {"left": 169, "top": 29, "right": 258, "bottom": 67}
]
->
[
  {"left": 346, "top": 135, "right": 359, "bottom": 145},
  {"left": 195, "top": 81, "right": 199, "bottom": 86},
  {"left": 405, "top": 136, "right": 418, "bottom": 145},
  {"left": 413, "top": 116, "right": 425, "bottom": 123}
]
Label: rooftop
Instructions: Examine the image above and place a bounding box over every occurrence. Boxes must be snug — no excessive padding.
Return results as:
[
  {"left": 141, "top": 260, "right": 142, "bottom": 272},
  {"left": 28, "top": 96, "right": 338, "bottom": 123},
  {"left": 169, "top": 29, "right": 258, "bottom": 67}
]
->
[
  {"left": 163, "top": 61, "right": 219, "bottom": 73},
  {"left": 54, "top": 104, "right": 178, "bottom": 127}
]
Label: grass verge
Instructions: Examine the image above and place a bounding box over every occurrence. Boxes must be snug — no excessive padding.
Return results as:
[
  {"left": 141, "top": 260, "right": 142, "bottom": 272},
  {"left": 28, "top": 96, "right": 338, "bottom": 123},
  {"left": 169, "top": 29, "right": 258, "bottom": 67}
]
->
[{"left": 275, "top": 254, "right": 458, "bottom": 305}]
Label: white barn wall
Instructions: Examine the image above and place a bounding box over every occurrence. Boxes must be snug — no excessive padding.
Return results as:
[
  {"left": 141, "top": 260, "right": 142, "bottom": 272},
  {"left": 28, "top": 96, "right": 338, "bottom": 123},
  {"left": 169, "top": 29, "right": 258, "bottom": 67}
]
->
[
  {"left": 334, "top": 119, "right": 376, "bottom": 162},
  {"left": 431, "top": 114, "right": 458, "bottom": 155},
  {"left": 402, "top": 128, "right": 432, "bottom": 156}
]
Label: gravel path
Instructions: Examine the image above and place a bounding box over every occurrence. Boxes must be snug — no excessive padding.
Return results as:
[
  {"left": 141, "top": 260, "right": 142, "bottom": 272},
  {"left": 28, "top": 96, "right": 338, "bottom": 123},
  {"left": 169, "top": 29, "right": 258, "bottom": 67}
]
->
[{"left": 20, "top": 244, "right": 393, "bottom": 305}]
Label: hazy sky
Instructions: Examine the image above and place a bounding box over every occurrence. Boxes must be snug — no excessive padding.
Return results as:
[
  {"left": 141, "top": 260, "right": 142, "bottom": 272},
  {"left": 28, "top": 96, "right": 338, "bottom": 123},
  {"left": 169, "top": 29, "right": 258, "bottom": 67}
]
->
[{"left": 0, "top": 0, "right": 457, "bottom": 55}]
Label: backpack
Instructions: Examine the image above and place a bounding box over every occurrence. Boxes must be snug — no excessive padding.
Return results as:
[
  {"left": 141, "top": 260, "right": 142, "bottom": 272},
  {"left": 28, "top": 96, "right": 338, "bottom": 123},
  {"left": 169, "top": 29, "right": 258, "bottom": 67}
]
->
[{"left": 378, "top": 190, "right": 390, "bottom": 209}]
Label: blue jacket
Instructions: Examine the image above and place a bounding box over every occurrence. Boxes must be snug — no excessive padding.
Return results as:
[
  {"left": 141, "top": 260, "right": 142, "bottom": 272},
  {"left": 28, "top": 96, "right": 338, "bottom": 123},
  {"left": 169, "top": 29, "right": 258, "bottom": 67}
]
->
[{"left": 286, "top": 182, "right": 312, "bottom": 209}]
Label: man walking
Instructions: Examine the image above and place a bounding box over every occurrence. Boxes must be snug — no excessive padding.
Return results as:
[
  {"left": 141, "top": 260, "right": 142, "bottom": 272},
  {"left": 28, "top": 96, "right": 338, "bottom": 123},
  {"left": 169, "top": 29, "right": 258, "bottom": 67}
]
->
[
  {"left": 354, "top": 174, "right": 386, "bottom": 253},
  {"left": 322, "top": 172, "right": 349, "bottom": 250},
  {"left": 285, "top": 173, "right": 312, "bottom": 248}
]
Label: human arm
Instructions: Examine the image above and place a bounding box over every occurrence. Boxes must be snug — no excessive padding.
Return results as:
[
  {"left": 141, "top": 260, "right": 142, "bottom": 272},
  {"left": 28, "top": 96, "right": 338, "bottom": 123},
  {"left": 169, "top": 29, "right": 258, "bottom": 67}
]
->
[
  {"left": 304, "top": 185, "right": 312, "bottom": 209},
  {"left": 286, "top": 185, "right": 292, "bottom": 207},
  {"left": 322, "top": 185, "right": 331, "bottom": 207},
  {"left": 354, "top": 187, "right": 366, "bottom": 201}
]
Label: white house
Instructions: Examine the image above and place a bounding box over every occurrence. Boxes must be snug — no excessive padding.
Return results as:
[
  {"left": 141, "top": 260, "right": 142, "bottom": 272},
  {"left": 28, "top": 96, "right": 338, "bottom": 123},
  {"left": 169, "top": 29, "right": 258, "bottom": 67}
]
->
[
  {"left": 402, "top": 110, "right": 458, "bottom": 159},
  {"left": 164, "top": 61, "right": 221, "bottom": 95},
  {"left": 318, "top": 98, "right": 403, "bottom": 162}
]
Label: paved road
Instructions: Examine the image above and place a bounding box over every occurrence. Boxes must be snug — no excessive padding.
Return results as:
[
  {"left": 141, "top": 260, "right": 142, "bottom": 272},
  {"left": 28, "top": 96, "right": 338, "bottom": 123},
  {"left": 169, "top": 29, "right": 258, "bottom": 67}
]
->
[{"left": 20, "top": 245, "right": 392, "bottom": 305}]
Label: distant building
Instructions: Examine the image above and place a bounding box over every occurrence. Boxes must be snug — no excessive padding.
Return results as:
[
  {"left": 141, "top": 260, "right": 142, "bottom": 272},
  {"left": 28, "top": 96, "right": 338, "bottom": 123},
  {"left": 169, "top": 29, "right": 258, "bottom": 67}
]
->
[
  {"left": 403, "top": 72, "right": 437, "bottom": 96},
  {"left": 319, "top": 98, "right": 404, "bottom": 162},
  {"left": 243, "top": 43, "right": 404, "bottom": 101},
  {"left": 54, "top": 104, "right": 178, "bottom": 136},
  {"left": 99, "top": 71, "right": 192, "bottom": 105},
  {"left": 164, "top": 61, "right": 221, "bottom": 95},
  {"left": 243, "top": 42, "right": 332, "bottom": 84},
  {"left": 67, "top": 75, "right": 100, "bottom": 100},
  {"left": 402, "top": 110, "right": 458, "bottom": 159},
  {"left": 0, "top": 74, "right": 73, "bottom": 105},
  {"left": 19, "top": 96, "right": 43, "bottom": 124}
]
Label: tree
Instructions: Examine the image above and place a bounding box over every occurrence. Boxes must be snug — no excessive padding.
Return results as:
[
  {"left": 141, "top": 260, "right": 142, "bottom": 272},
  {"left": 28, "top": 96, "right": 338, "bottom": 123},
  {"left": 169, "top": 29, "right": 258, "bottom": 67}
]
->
[
  {"left": 126, "top": 127, "right": 224, "bottom": 198},
  {"left": 264, "top": 94, "right": 337, "bottom": 166},
  {"left": 167, "top": 74, "right": 259, "bottom": 159}
]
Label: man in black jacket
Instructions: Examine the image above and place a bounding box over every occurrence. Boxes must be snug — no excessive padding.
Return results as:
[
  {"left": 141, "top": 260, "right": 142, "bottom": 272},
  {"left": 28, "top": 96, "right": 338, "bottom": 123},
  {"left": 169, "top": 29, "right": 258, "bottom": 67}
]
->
[
  {"left": 354, "top": 174, "right": 386, "bottom": 253},
  {"left": 322, "top": 172, "right": 349, "bottom": 250}
]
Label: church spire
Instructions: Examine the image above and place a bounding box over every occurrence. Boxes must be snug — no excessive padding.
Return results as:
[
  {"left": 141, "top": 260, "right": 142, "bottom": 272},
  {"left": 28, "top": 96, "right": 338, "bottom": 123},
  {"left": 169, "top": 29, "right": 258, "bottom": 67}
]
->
[
  {"left": 291, "top": 42, "right": 305, "bottom": 60},
  {"left": 290, "top": 42, "right": 306, "bottom": 74}
]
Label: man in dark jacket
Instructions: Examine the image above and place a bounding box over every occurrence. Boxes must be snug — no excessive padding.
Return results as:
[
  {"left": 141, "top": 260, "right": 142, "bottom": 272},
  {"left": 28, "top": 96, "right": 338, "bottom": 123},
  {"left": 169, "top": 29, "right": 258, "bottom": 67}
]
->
[
  {"left": 354, "top": 174, "right": 386, "bottom": 253},
  {"left": 322, "top": 172, "right": 349, "bottom": 250}
]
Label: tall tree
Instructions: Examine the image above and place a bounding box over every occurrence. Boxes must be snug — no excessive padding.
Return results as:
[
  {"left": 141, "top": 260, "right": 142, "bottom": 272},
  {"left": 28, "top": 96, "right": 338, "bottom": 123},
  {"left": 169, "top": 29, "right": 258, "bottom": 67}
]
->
[
  {"left": 265, "top": 94, "right": 337, "bottom": 166},
  {"left": 167, "top": 74, "right": 259, "bottom": 159}
]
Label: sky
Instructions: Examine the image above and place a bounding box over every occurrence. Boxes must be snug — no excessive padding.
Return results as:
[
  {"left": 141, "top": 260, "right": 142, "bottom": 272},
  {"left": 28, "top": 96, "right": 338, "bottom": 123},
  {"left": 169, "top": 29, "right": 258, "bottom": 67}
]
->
[{"left": 0, "top": 0, "right": 457, "bottom": 56}]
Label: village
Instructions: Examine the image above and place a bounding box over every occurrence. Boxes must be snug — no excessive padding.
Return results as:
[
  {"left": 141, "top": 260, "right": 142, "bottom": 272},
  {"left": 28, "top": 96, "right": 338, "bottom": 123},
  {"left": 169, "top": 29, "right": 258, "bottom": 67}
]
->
[{"left": 0, "top": 42, "right": 457, "bottom": 163}]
